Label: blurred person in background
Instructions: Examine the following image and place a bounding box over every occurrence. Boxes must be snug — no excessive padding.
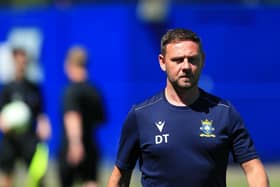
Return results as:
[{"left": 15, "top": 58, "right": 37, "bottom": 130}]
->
[
  {"left": 59, "top": 46, "right": 107, "bottom": 187},
  {"left": 108, "top": 28, "right": 269, "bottom": 187},
  {"left": 0, "top": 47, "right": 51, "bottom": 187}
]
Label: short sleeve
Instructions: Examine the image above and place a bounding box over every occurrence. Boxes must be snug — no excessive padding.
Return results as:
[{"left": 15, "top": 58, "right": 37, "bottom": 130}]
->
[
  {"left": 116, "top": 107, "right": 140, "bottom": 170},
  {"left": 229, "top": 103, "right": 259, "bottom": 164},
  {"left": 0, "top": 85, "right": 11, "bottom": 110},
  {"left": 63, "top": 87, "right": 80, "bottom": 114}
]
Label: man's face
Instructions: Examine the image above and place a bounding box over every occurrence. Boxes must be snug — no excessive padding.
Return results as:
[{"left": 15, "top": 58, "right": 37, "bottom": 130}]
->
[
  {"left": 159, "top": 40, "right": 204, "bottom": 90},
  {"left": 13, "top": 51, "right": 28, "bottom": 77}
]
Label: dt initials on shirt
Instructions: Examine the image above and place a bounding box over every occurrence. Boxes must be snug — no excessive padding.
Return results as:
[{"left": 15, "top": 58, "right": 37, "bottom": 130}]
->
[
  {"left": 155, "top": 134, "right": 170, "bottom": 144},
  {"left": 154, "top": 121, "right": 169, "bottom": 144}
]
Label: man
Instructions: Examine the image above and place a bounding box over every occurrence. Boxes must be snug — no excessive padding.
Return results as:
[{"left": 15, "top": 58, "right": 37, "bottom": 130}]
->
[
  {"left": 0, "top": 47, "right": 51, "bottom": 187},
  {"left": 59, "top": 46, "right": 107, "bottom": 187},
  {"left": 108, "top": 28, "right": 269, "bottom": 187}
]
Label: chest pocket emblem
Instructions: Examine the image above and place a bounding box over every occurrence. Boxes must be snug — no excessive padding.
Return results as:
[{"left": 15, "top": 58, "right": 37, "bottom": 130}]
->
[{"left": 200, "top": 119, "right": 216, "bottom": 138}]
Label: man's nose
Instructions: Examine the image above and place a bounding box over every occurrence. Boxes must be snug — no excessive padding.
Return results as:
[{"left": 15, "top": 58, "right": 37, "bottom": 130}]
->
[{"left": 182, "top": 58, "right": 191, "bottom": 69}]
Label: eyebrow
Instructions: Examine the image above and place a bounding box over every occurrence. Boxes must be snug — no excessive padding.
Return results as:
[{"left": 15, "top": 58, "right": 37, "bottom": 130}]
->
[
  {"left": 170, "top": 56, "right": 185, "bottom": 61},
  {"left": 170, "top": 54, "right": 200, "bottom": 60}
]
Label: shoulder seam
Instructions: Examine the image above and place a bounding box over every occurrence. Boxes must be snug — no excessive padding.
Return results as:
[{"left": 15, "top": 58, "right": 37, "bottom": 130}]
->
[
  {"left": 217, "top": 103, "right": 230, "bottom": 108},
  {"left": 135, "top": 97, "right": 164, "bottom": 111},
  {"left": 200, "top": 95, "right": 230, "bottom": 108}
]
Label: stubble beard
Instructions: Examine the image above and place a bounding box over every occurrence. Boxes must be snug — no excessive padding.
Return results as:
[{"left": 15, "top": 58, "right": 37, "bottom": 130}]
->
[{"left": 171, "top": 76, "right": 200, "bottom": 94}]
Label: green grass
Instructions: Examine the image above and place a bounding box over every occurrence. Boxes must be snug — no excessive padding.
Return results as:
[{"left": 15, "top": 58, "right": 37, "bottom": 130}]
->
[
  {"left": 7, "top": 160, "right": 280, "bottom": 187},
  {"left": 226, "top": 164, "right": 280, "bottom": 187}
]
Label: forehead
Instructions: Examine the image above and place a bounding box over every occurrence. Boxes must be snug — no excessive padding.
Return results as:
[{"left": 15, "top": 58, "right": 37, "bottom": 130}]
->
[
  {"left": 13, "top": 50, "right": 27, "bottom": 57},
  {"left": 165, "top": 40, "right": 200, "bottom": 57}
]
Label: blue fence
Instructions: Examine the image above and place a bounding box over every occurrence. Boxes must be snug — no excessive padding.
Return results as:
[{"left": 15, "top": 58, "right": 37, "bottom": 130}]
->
[{"left": 0, "top": 4, "right": 279, "bottom": 162}]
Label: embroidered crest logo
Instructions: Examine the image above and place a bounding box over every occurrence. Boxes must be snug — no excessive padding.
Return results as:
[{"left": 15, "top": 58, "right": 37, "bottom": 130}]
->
[{"left": 200, "top": 119, "right": 216, "bottom": 138}]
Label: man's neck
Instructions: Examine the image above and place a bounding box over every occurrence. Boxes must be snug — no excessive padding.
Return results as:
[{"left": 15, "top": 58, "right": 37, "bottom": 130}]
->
[
  {"left": 70, "top": 70, "right": 87, "bottom": 83},
  {"left": 165, "top": 84, "right": 200, "bottom": 107},
  {"left": 14, "top": 74, "right": 25, "bottom": 82}
]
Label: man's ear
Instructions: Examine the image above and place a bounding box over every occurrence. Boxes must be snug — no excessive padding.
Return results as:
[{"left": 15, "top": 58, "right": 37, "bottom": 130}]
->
[{"left": 158, "top": 54, "right": 166, "bottom": 72}]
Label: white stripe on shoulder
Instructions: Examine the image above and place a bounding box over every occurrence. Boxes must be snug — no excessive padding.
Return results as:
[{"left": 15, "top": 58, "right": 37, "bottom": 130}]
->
[
  {"left": 135, "top": 97, "right": 164, "bottom": 111},
  {"left": 217, "top": 103, "right": 230, "bottom": 108}
]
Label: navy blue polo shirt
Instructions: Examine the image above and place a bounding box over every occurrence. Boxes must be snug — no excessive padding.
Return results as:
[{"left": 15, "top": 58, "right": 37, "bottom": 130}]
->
[{"left": 116, "top": 89, "right": 258, "bottom": 187}]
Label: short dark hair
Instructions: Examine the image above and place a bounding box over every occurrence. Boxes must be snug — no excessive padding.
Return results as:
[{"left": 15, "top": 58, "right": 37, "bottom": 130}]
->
[
  {"left": 12, "top": 47, "right": 27, "bottom": 57},
  {"left": 160, "top": 28, "right": 204, "bottom": 58}
]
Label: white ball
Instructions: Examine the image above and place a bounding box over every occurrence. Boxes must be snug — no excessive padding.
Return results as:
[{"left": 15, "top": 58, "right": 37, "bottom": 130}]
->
[{"left": 1, "top": 100, "right": 31, "bottom": 130}]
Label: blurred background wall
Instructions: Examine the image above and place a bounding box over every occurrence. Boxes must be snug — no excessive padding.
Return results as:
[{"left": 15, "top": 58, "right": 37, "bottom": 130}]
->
[{"left": 0, "top": 0, "right": 279, "bottom": 163}]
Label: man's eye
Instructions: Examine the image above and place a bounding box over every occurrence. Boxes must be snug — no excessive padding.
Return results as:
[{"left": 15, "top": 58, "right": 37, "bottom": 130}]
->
[
  {"left": 188, "top": 56, "right": 200, "bottom": 65},
  {"left": 172, "top": 58, "right": 184, "bottom": 63}
]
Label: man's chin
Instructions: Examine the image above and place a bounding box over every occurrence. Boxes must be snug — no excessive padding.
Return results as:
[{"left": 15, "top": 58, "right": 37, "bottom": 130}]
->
[
  {"left": 171, "top": 80, "right": 197, "bottom": 91},
  {"left": 177, "top": 83, "right": 194, "bottom": 90}
]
